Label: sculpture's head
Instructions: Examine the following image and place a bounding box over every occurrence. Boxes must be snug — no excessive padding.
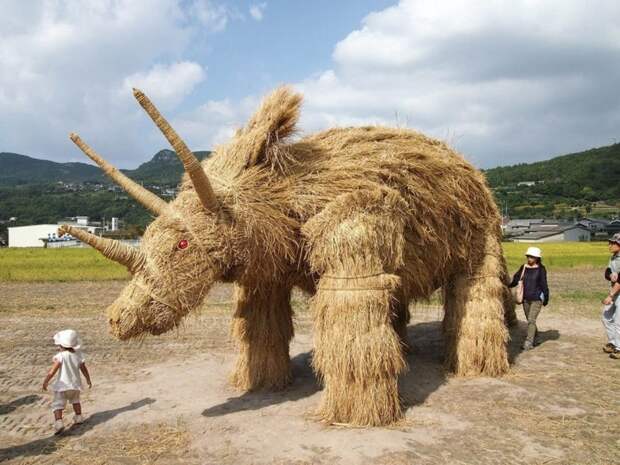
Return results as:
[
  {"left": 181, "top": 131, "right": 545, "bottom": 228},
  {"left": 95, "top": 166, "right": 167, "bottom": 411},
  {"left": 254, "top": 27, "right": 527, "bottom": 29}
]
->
[{"left": 60, "top": 87, "right": 302, "bottom": 340}]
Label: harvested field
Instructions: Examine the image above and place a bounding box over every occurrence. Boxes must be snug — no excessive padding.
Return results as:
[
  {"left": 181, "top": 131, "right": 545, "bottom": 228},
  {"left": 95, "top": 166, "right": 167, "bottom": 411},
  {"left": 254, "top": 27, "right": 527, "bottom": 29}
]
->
[{"left": 1, "top": 269, "right": 619, "bottom": 464}]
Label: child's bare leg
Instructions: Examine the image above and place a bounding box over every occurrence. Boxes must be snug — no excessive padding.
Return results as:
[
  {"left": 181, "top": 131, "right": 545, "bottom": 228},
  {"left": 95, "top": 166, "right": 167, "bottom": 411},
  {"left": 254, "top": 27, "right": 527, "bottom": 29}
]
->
[
  {"left": 53, "top": 409, "right": 63, "bottom": 420},
  {"left": 72, "top": 403, "right": 82, "bottom": 415}
]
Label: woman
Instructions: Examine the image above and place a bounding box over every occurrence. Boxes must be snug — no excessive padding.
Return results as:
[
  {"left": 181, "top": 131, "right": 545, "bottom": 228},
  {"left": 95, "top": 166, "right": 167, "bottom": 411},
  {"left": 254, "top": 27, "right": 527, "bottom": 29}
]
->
[{"left": 509, "top": 247, "right": 550, "bottom": 350}]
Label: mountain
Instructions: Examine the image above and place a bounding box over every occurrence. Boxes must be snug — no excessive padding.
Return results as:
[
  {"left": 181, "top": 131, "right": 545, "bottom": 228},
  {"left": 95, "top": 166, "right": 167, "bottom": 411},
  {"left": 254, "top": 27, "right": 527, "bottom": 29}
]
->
[
  {"left": 484, "top": 143, "right": 620, "bottom": 198},
  {"left": 484, "top": 143, "right": 620, "bottom": 218},
  {"left": 126, "top": 149, "right": 211, "bottom": 185},
  {"left": 0, "top": 152, "right": 104, "bottom": 185},
  {"left": 0, "top": 150, "right": 211, "bottom": 187}
]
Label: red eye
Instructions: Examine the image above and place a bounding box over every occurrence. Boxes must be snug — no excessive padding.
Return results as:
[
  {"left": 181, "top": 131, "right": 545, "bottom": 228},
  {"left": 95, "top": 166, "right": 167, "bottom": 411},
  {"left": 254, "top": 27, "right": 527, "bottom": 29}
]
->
[{"left": 177, "top": 239, "right": 189, "bottom": 250}]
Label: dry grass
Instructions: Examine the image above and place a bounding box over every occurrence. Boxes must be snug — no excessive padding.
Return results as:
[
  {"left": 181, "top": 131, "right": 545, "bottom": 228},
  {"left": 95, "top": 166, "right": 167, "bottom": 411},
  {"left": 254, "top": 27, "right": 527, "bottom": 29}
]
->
[{"left": 17, "top": 421, "right": 192, "bottom": 465}]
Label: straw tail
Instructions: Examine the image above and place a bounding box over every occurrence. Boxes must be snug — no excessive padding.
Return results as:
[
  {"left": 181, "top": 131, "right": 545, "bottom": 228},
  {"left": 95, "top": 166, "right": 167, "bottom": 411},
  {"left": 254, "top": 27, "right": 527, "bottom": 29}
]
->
[
  {"left": 58, "top": 225, "right": 144, "bottom": 273},
  {"left": 132, "top": 88, "right": 218, "bottom": 212},
  {"left": 69, "top": 133, "right": 168, "bottom": 216}
]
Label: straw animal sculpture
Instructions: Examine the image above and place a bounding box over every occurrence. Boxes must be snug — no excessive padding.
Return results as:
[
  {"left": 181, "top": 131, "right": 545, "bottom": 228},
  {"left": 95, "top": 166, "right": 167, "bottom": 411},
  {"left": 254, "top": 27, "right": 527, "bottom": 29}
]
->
[{"left": 60, "top": 86, "right": 517, "bottom": 426}]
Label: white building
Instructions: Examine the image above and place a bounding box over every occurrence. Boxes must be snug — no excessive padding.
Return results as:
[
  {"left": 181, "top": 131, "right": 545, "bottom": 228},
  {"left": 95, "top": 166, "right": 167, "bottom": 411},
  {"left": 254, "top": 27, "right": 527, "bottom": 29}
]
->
[
  {"left": 61, "top": 216, "right": 102, "bottom": 235},
  {"left": 8, "top": 224, "right": 62, "bottom": 247}
]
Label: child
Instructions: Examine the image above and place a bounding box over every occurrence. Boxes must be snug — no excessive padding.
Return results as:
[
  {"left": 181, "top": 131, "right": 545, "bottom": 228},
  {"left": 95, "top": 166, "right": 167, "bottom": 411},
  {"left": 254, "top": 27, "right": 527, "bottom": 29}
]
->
[{"left": 42, "top": 329, "right": 92, "bottom": 434}]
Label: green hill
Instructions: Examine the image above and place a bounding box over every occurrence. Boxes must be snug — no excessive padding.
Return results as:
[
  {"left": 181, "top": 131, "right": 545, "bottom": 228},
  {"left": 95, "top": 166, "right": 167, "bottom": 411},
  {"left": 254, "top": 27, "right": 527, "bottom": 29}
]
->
[
  {"left": 127, "top": 149, "right": 211, "bottom": 184},
  {"left": 484, "top": 143, "right": 620, "bottom": 218},
  {"left": 0, "top": 152, "right": 103, "bottom": 185},
  {"left": 0, "top": 150, "right": 211, "bottom": 187}
]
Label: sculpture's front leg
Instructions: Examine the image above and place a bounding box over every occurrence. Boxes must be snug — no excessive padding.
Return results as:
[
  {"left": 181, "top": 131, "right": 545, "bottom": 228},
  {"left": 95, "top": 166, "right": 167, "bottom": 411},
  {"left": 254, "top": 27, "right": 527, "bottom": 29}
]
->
[
  {"left": 230, "top": 284, "right": 294, "bottom": 391},
  {"left": 303, "top": 189, "right": 409, "bottom": 426}
]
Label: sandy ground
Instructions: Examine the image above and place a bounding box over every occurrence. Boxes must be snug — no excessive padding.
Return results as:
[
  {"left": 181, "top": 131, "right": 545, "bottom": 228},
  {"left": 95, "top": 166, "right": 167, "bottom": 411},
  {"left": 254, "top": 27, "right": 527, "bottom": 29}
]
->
[{"left": 1, "top": 270, "right": 619, "bottom": 465}]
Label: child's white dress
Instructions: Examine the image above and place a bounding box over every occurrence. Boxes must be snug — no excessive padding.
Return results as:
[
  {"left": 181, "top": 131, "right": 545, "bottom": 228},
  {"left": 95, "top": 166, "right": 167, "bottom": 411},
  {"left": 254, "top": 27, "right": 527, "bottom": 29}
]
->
[{"left": 51, "top": 350, "right": 85, "bottom": 411}]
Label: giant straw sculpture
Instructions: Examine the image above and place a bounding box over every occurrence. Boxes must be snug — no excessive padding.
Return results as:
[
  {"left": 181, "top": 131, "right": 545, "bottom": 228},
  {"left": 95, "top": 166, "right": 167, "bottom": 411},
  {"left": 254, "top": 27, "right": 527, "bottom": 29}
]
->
[{"left": 61, "top": 86, "right": 516, "bottom": 426}]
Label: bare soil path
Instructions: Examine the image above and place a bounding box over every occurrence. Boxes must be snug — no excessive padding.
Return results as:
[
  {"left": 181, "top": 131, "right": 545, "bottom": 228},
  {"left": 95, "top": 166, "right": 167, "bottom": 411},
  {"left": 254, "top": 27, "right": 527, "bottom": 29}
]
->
[{"left": 1, "top": 272, "right": 619, "bottom": 464}]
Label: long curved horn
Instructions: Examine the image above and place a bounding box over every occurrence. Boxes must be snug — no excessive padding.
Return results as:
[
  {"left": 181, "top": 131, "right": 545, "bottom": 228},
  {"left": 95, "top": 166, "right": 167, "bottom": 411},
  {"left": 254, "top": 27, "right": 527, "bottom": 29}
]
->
[
  {"left": 58, "top": 225, "right": 145, "bottom": 273},
  {"left": 69, "top": 133, "right": 168, "bottom": 216},
  {"left": 132, "top": 88, "right": 218, "bottom": 212}
]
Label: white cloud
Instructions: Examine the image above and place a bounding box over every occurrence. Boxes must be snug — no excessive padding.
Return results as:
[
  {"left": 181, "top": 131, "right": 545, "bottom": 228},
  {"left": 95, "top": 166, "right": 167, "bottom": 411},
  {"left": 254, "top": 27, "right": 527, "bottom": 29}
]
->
[
  {"left": 189, "top": 0, "right": 229, "bottom": 32},
  {"left": 249, "top": 3, "right": 267, "bottom": 21},
  {"left": 200, "top": 0, "right": 620, "bottom": 168},
  {"left": 172, "top": 96, "right": 260, "bottom": 150},
  {"left": 0, "top": 0, "right": 227, "bottom": 166},
  {"left": 293, "top": 0, "right": 620, "bottom": 167},
  {"left": 122, "top": 62, "right": 206, "bottom": 108},
  {"left": 3, "top": 0, "right": 620, "bottom": 170}
]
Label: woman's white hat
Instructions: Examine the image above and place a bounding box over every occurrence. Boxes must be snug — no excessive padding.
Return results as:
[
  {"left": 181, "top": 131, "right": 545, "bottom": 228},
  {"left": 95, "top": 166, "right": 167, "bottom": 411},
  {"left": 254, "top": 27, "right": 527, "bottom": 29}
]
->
[
  {"left": 53, "top": 329, "right": 81, "bottom": 349},
  {"left": 525, "top": 247, "right": 542, "bottom": 258}
]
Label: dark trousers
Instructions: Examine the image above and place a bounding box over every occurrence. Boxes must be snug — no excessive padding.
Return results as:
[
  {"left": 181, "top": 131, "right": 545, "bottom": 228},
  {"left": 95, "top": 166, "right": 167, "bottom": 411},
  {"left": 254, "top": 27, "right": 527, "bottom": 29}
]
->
[{"left": 522, "top": 300, "right": 542, "bottom": 344}]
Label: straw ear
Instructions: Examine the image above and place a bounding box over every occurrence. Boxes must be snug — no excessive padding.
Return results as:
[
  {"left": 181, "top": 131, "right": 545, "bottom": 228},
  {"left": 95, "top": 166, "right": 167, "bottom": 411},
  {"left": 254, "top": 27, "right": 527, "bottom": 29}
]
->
[{"left": 238, "top": 86, "right": 302, "bottom": 169}]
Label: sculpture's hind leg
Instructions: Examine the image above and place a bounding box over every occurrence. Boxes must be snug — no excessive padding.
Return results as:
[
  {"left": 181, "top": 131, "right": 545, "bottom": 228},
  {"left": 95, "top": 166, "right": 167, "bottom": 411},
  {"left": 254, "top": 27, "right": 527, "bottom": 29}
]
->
[
  {"left": 230, "top": 284, "right": 294, "bottom": 390},
  {"left": 443, "top": 232, "right": 509, "bottom": 376}
]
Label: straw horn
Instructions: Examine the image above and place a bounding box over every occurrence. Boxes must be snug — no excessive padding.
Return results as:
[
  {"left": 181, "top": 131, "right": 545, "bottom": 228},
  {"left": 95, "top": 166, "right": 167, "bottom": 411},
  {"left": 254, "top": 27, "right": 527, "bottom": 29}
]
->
[
  {"left": 58, "top": 225, "right": 145, "bottom": 273},
  {"left": 69, "top": 133, "right": 168, "bottom": 216},
  {"left": 132, "top": 88, "right": 218, "bottom": 212}
]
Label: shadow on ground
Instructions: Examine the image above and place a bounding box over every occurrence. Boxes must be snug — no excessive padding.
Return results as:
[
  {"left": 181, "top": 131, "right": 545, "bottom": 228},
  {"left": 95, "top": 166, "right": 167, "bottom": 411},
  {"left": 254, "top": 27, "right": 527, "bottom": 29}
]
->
[
  {"left": 202, "top": 351, "right": 320, "bottom": 417},
  {"left": 0, "top": 398, "right": 155, "bottom": 462},
  {"left": 203, "top": 321, "right": 449, "bottom": 417},
  {"left": 508, "top": 321, "right": 561, "bottom": 364},
  {"left": 203, "top": 319, "right": 562, "bottom": 419},
  {"left": 0, "top": 395, "right": 41, "bottom": 415}
]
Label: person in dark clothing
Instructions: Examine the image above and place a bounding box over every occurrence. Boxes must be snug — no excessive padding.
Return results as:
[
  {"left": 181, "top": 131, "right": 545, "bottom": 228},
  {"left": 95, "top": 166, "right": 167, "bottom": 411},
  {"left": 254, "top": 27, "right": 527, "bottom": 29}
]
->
[{"left": 508, "top": 247, "right": 550, "bottom": 351}]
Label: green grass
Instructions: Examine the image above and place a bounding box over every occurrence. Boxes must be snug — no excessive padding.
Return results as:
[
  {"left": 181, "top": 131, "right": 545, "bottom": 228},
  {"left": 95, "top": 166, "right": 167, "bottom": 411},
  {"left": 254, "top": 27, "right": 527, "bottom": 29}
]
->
[
  {"left": 502, "top": 241, "right": 610, "bottom": 271},
  {"left": 0, "top": 248, "right": 129, "bottom": 281},
  {"left": 0, "top": 241, "right": 613, "bottom": 282}
]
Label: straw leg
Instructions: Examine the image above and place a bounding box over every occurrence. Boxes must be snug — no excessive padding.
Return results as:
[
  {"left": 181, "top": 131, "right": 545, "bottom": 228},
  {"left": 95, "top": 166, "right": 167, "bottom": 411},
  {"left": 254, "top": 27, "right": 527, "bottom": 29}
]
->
[
  {"left": 230, "top": 284, "right": 294, "bottom": 391},
  {"left": 312, "top": 273, "right": 407, "bottom": 426},
  {"left": 500, "top": 257, "right": 518, "bottom": 327},
  {"left": 391, "top": 287, "right": 412, "bottom": 354},
  {"left": 443, "top": 235, "right": 509, "bottom": 376}
]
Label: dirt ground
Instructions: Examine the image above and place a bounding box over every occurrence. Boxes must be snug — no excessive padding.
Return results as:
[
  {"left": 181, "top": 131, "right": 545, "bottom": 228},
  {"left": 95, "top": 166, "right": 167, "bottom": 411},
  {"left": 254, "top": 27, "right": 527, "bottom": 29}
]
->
[{"left": 1, "top": 270, "right": 619, "bottom": 465}]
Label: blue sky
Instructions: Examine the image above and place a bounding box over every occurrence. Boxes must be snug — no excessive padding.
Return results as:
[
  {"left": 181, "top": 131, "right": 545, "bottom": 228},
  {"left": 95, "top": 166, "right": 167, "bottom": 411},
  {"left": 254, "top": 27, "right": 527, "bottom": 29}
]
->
[
  {"left": 1, "top": 1, "right": 619, "bottom": 169},
  {"left": 184, "top": 0, "right": 396, "bottom": 103}
]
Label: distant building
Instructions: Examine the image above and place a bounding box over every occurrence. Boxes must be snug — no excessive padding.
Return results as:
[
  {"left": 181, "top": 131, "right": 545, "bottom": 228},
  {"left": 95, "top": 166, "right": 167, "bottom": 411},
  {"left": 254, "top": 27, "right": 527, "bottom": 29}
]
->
[
  {"left": 577, "top": 218, "right": 610, "bottom": 233},
  {"left": 60, "top": 216, "right": 103, "bottom": 235},
  {"left": 512, "top": 224, "right": 592, "bottom": 243},
  {"left": 504, "top": 218, "right": 547, "bottom": 236},
  {"left": 8, "top": 215, "right": 110, "bottom": 247},
  {"left": 606, "top": 219, "right": 620, "bottom": 235},
  {"left": 8, "top": 224, "right": 62, "bottom": 247}
]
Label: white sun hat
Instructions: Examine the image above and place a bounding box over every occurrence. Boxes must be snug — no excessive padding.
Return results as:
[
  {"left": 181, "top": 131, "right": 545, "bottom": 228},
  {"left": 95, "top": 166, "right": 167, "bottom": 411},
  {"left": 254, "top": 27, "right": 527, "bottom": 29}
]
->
[
  {"left": 53, "top": 329, "right": 81, "bottom": 349},
  {"left": 525, "top": 247, "right": 542, "bottom": 258}
]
